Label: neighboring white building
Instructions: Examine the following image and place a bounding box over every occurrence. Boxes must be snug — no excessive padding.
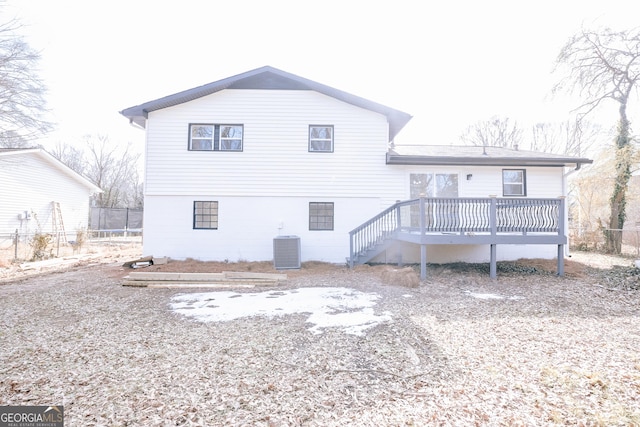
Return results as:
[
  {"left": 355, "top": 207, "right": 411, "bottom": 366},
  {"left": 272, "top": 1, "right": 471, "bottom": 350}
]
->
[
  {"left": 120, "top": 66, "right": 591, "bottom": 266},
  {"left": 0, "top": 148, "right": 101, "bottom": 240}
]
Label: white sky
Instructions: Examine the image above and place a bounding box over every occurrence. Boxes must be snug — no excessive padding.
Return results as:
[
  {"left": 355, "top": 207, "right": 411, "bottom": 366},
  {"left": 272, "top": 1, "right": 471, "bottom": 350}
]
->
[{"left": 4, "top": 0, "right": 640, "bottom": 151}]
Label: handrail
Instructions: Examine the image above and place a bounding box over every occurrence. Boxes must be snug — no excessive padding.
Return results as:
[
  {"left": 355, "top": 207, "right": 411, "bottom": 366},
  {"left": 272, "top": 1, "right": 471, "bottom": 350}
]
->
[
  {"left": 348, "top": 197, "right": 565, "bottom": 266},
  {"left": 348, "top": 202, "right": 405, "bottom": 266}
]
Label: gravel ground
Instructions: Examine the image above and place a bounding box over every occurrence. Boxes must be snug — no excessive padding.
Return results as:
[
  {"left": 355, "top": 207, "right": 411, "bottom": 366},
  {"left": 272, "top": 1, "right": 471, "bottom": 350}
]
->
[{"left": 1, "top": 249, "right": 639, "bottom": 426}]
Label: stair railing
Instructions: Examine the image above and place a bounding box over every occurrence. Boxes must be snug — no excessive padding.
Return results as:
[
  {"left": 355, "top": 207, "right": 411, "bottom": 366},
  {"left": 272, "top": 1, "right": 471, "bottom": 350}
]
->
[{"left": 348, "top": 197, "right": 565, "bottom": 267}]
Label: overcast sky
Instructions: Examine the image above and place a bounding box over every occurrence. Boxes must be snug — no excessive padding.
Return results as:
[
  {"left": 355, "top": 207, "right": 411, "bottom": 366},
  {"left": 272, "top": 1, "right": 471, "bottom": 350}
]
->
[{"left": 5, "top": 0, "right": 639, "bottom": 151}]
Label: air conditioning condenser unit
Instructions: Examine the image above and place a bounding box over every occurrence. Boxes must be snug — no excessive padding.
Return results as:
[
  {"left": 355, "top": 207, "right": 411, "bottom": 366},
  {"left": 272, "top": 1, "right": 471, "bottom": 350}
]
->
[{"left": 273, "top": 235, "right": 301, "bottom": 270}]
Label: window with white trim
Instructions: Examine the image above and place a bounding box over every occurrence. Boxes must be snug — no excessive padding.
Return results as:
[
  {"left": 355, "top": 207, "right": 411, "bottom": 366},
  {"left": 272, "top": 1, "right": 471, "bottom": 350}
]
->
[
  {"left": 309, "top": 202, "right": 334, "bottom": 230},
  {"left": 503, "top": 169, "right": 526, "bottom": 196},
  {"left": 309, "top": 125, "right": 333, "bottom": 152},
  {"left": 193, "top": 201, "right": 219, "bottom": 229},
  {"left": 189, "top": 124, "right": 243, "bottom": 151}
]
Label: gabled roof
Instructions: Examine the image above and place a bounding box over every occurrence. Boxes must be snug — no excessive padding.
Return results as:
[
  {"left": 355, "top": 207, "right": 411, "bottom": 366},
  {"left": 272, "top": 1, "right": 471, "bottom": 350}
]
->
[
  {"left": 0, "top": 148, "right": 102, "bottom": 193},
  {"left": 120, "top": 66, "right": 413, "bottom": 141},
  {"left": 387, "top": 145, "right": 593, "bottom": 169}
]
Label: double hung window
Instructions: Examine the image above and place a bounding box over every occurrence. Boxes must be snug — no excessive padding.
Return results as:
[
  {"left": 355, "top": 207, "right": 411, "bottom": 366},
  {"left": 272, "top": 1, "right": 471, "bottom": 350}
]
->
[
  {"left": 503, "top": 169, "right": 526, "bottom": 196},
  {"left": 189, "top": 124, "right": 243, "bottom": 151},
  {"left": 309, "top": 125, "right": 334, "bottom": 152}
]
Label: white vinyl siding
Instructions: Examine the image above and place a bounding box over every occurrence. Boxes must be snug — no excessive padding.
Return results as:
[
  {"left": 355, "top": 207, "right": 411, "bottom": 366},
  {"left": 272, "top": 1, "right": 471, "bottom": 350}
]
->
[
  {"left": 0, "top": 152, "right": 96, "bottom": 236},
  {"left": 144, "top": 90, "right": 398, "bottom": 204}
]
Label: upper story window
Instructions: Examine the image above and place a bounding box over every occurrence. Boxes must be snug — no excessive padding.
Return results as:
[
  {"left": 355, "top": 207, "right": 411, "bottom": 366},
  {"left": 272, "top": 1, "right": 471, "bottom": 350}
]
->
[
  {"left": 309, "top": 125, "right": 334, "bottom": 152},
  {"left": 189, "top": 124, "right": 243, "bottom": 151},
  {"left": 503, "top": 169, "right": 526, "bottom": 196}
]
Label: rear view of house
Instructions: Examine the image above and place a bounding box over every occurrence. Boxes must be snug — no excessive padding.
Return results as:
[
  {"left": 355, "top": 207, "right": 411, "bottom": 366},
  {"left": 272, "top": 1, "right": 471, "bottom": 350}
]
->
[{"left": 120, "top": 66, "right": 591, "bottom": 273}]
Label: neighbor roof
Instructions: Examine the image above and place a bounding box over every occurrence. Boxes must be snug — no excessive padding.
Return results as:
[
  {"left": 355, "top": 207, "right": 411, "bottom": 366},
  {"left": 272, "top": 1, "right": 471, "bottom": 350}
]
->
[
  {"left": 120, "top": 66, "right": 413, "bottom": 142},
  {"left": 0, "top": 148, "right": 102, "bottom": 193},
  {"left": 387, "top": 145, "right": 593, "bottom": 168}
]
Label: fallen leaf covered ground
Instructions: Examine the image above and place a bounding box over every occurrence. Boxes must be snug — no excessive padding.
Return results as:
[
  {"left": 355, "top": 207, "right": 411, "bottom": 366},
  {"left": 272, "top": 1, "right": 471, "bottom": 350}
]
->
[{"left": 1, "top": 247, "right": 639, "bottom": 426}]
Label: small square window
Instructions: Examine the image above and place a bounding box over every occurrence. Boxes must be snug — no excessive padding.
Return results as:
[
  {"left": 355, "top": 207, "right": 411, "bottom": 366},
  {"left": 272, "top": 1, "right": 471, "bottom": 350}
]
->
[
  {"left": 503, "top": 169, "right": 526, "bottom": 196},
  {"left": 194, "top": 201, "right": 218, "bottom": 229},
  {"left": 309, "top": 202, "right": 334, "bottom": 230},
  {"left": 309, "top": 125, "right": 334, "bottom": 152}
]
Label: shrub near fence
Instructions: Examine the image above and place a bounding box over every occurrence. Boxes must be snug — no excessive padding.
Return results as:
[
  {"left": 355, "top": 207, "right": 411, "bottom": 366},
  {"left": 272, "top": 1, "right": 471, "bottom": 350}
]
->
[
  {"left": 0, "top": 230, "right": 82, "bottom": 262},
  {"left": 0, "top": 229, "right": 142, "bottom": 264},
  {"left": 570, "top": 227, "right": 640, "bottom": 256}
]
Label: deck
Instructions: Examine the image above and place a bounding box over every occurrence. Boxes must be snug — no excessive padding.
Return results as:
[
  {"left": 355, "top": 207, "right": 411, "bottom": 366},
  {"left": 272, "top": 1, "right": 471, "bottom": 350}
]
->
[{"left": 349, "top": 197, "right": 566, "bottom": 279}]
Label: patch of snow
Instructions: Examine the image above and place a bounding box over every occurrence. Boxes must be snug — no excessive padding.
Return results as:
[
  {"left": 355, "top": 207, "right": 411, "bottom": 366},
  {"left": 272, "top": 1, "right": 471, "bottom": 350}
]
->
[
  {"left": 463, "top": 290, "right": 524, "bottom": 301},
  {"left": 170, "top": 287, "right": 392, "bottom": 336}
]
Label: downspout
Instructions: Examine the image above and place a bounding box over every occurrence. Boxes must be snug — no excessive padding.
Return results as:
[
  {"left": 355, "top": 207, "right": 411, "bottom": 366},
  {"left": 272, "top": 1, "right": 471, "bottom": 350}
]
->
[{"left": 562, "top": 162, "right": 583, "bottom": 258}]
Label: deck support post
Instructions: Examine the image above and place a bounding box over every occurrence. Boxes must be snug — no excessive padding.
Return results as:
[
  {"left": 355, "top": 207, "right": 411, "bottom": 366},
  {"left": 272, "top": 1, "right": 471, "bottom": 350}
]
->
[
  {"left": 420, "top": 244, "right": 427, "bottom": 280},
  {"left": 557, "top": 245, "right": 564, "bottom": 276},
  {"left": 490, "top": 244, "right": 497, "bottom": 279}
]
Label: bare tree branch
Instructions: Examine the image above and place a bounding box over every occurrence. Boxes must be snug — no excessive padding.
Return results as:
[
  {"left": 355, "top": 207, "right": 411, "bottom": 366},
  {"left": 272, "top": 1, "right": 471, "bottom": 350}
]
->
[
  {"left": 554, "top": 26, "right": 640, "bottom": 253},
  {"left": 460, "top": 116, "right": 523, "bottom": 149},
  {"left": 0, "top": 13, "right": 53, "bottom": 147}
]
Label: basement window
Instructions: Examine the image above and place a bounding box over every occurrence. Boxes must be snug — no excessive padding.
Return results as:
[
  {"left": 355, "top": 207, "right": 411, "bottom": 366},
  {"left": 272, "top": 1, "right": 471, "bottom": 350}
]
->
[
  {"left": 309, "top": 202, "right": 334, "bottom": 230},
  {"left": 193, "top": 201, "right": 219, "bottom": 229}
]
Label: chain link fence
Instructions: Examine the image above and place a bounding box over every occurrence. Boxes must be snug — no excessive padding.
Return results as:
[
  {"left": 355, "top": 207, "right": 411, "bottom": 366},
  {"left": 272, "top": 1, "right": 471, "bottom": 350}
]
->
[
  {"left": 1, "top": 208, "right": 144, "bottom": 263},
  {"left": 0, "top": 229, "right": 142, "bottom": 263}
]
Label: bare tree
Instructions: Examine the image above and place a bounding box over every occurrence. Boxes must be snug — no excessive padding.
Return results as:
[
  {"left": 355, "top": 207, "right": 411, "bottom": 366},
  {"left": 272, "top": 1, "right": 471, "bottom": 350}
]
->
[
  {"left": 554, "top": 26, "right": 640, "bottom": 253},
  {"left": 460, "top": 116, "right": 523, "bottom": 149},
  {"left": 84, "top": 135, "right": 142, "bottom": 208},
  {"left": 50, "top": 135, "right": 143, "bottom": 208},
  {"left": 0, "top": 14, "right": 53, "bottom": 147},
  {"left": 49, "top": 141, "right": 85, "bottom": 173},
  {"left": 530, "top": 119, "right": 603, "bottom": 157}
]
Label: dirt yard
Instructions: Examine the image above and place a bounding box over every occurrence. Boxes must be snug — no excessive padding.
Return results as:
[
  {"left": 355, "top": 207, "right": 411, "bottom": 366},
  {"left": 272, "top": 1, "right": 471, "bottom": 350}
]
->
[{"left": 1, "top": 247, "right": 639, "bottom": 426}]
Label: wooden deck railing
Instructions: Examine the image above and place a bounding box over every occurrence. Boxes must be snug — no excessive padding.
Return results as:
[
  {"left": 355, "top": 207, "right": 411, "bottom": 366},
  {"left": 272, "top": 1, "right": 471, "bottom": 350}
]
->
[{"left": 349, "top": 197, "right": 566, "bottom": 269}]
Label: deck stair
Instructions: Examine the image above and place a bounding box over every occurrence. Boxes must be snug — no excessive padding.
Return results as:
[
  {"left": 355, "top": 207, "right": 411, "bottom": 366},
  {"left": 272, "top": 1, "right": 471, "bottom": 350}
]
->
[{"left": 349, "top": 235, "right": 398, "bottom": 266}]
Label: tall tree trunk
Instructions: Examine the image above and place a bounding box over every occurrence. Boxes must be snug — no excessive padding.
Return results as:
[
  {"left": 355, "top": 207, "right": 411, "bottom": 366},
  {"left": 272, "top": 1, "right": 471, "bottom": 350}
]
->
[{"left": 606, "top": 103, "right": 632, "bottom": 253}]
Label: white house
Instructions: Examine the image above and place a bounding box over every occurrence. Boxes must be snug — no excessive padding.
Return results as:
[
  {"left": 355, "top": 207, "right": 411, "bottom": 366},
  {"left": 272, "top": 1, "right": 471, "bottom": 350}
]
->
[
  {"left": 120, "top": 66, "right": 591, "bottom": 273},
  {"left": 0, "top": 148, "right": 101, "bottom": 241}
]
